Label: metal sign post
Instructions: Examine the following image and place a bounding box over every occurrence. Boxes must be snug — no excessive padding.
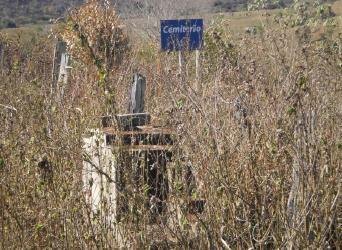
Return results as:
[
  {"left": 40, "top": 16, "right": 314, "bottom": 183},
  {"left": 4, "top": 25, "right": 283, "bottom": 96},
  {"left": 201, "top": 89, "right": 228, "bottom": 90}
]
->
[
  {"left": 160, "top": 19, "right": 203, "bottom": 91},
  {"left": 195, "top": 49, "right": 201, "bottom": 94},
  {"left": 178, "top": 50, "right": 185, "bottom": 81}
]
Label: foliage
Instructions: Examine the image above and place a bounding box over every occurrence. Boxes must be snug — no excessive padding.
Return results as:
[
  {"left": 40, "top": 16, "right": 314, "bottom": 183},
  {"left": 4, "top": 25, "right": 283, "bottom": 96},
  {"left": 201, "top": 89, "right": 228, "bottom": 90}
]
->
[
  {"left": 277, "top": 0, "right": 337, "bottom": 27},
  {"left": 203, "top": 17, "right": 238, "bottom": 71},
  {"left": 58, "top": 0, "right": 129, "bottom": 112},
  {"left": 248, "top": 0, "right": 283, "bottom": 10},
  {"left": 59, "top": 0, "right": 128, "bottom": 77}
]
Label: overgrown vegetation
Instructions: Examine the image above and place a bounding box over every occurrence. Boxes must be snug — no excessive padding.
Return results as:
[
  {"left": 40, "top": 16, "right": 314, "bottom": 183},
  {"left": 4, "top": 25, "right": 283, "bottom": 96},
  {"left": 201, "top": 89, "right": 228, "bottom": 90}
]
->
[{"left": 0, "top": 0, "right": 341, "bottom": 248}]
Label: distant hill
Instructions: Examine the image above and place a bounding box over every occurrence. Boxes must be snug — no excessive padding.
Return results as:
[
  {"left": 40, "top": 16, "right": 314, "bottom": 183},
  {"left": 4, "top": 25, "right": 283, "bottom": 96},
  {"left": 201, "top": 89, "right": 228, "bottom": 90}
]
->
[
  {"left": 0, "top": 0, "right": 83, "bottom": 29},
  {"left": 0, "top": 0, "right": 297, "bottom": 29},
  {"left": 213, "top": 0, "right": 293, "bottom": 12}
]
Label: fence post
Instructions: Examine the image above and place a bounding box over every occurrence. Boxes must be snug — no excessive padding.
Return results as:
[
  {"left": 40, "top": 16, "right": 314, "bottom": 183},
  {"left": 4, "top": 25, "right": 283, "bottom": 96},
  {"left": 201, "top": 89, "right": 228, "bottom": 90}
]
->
[{"left": 51, "top": 40, "right": 70, "bottom": 99}]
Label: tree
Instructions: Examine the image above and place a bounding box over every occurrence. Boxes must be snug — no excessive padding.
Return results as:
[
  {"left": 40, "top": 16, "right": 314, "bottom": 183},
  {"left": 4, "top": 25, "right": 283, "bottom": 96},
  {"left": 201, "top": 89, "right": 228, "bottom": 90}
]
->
[
  {"left": 59, "top": 0, "right": 129, "bottom": 111},
  {"left": 6, "top": 20, "right": 17, "bottom": 28},
  {"left": 248, "top": 0, "right": 282, "bottom": 10}
]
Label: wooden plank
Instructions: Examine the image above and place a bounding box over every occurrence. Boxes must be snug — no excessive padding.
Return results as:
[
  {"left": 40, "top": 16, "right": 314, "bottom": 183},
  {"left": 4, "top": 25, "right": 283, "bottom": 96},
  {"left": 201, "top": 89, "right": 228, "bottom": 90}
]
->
[
  {"left": 103, "top": 126, "right": 174, "bottom": 135},
  {"left": 116, "top": 113, "right": 151, "bottom": 130},
  {"left": 102, "top": 113, "right": 152, "bottom": 130},
  {"left": 105, "top": 133, "right": 173, "bottom": 146},
  {"left": 112, "top": 145, "right": 173, "bottom": 151},
  {"left": 101, "top": 115, "right": 115, "bottom": 128}
]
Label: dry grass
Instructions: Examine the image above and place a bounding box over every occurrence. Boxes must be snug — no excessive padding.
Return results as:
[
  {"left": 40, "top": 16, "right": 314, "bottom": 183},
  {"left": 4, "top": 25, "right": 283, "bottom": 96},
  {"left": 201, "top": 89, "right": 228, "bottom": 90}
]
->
[{"left": 0, "top": 2, "right": 341, "bottom": 249}]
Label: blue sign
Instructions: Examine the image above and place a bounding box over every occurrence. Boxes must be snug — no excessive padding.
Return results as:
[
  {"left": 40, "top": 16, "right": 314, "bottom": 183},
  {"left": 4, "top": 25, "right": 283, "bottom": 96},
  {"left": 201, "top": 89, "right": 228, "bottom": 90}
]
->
[{"left": 160, "top": 19, "right": 203, "bottom": 51}]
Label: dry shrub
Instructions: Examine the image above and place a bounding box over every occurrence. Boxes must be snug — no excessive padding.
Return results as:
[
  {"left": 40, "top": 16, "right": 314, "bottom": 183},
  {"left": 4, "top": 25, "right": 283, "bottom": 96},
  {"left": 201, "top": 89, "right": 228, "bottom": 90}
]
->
[
  {"left": 0, "top": 3, "right": 341, "bottom": 249},
  {"left": 58, "top": 0, "right": 130, "bottom": 114},
  {"left": 61, "top": 0, "right": 128, "bottom": 72}
]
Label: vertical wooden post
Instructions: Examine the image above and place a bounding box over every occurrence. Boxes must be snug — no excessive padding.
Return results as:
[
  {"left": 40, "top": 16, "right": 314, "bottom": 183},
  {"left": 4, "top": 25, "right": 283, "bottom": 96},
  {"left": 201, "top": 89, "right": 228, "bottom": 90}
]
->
[
  {"left": 129, "top": 73, "right": 146, "bottom": 114},
  {"left": 51, "top": 41, "right": 65, "bottom": 95},
  {"left": 58, "top": 52, "right": 70, "bottom": 99},
  {"left": 48, "top": 40, "right": 70, "bottom": 136},
  {"left": 51, "top": 40, "right": 70, "bottom": 99}
]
